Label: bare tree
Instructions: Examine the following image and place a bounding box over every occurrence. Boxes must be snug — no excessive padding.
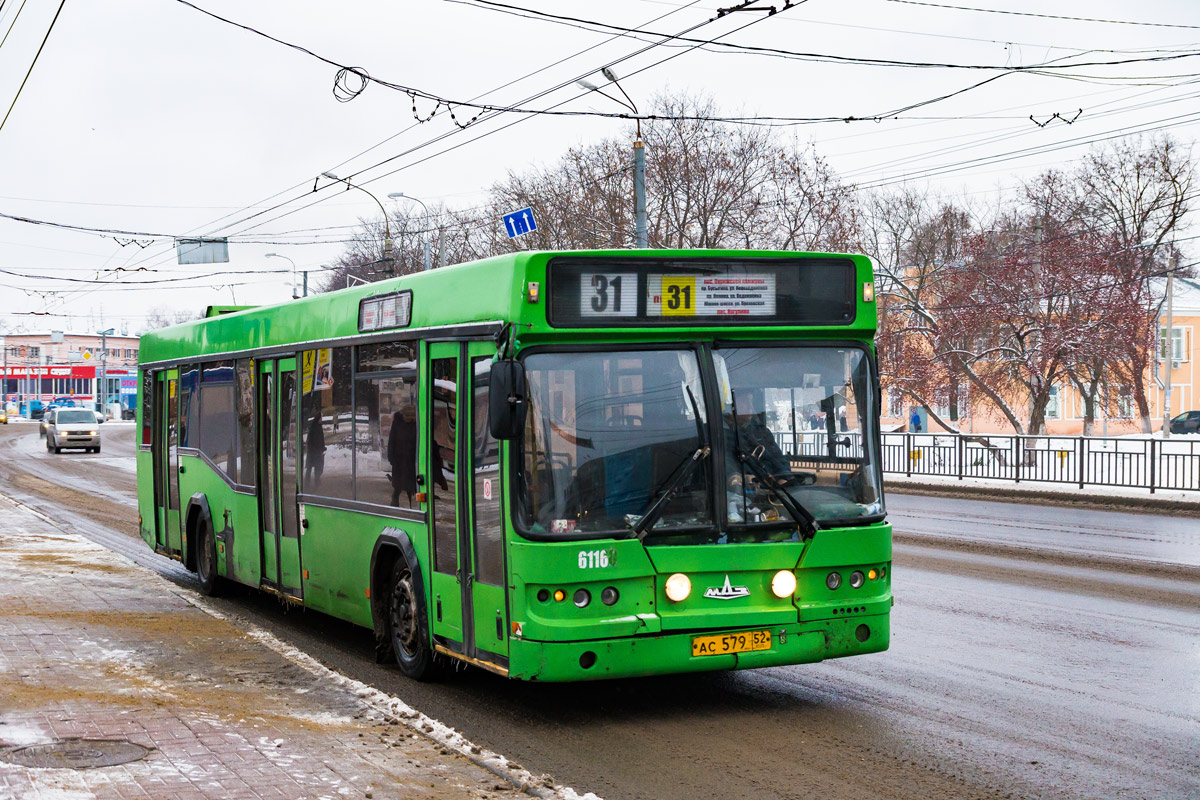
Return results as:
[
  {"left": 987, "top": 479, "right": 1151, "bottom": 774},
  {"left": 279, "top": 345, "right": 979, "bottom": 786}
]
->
[
  {"left": 141, "top": 306, "right": 202, "bottom": 331},
  {"left": 1073, "top": 135, "right": 1194, "bottom": 431}
]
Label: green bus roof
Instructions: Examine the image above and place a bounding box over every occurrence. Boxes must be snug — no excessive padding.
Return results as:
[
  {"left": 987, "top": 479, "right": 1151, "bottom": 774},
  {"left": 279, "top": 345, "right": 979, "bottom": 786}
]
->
[{"left": 139, "top": 249, "right": 877, "bottom": 365}]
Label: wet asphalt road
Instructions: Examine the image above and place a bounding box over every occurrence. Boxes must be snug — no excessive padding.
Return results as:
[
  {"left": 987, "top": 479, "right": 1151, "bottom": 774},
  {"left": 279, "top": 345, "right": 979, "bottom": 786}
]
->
[{"left": 1, "top": 421, "right": 1197, "bottom": 800}]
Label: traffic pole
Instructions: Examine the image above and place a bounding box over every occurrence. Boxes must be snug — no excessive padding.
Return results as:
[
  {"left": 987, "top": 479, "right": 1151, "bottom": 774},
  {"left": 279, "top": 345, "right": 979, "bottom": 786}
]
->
[
  {"left": 634, "top": 138, "right": 647, "bottom": 249},
  {"left": 1163, "top": 254, "right": 1176, "bottom": 439}
]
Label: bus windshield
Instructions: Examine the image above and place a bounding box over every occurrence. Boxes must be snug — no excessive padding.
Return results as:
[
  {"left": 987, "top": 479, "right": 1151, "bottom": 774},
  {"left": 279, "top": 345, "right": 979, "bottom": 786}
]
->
[
  {"left": 518, "top": 349, "right": 713, "bottom": 537},
  {"left": 516, "top": 344, "right": 884, "bottom": 541},
  {"left": 718, "top": 345, "right": 882, "bottom": 526}
]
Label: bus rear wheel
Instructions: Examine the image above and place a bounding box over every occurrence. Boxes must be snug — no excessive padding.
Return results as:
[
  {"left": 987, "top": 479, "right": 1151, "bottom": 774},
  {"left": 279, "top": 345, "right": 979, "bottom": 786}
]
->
[{"left": 388, "top": 559, "right": 437, "bottom": 680}]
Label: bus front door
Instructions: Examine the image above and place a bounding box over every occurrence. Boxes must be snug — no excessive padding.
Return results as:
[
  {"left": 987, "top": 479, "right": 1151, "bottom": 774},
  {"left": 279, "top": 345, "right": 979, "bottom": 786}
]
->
[
  {"left": 154, "top": 370, "right": 183, "bottom": 557},
  {"left": 427, "top": 342, "right": 507, "bottom": 672},
  {"left": 257, "top": 358, "right": 303, "bottom": 601},
  {"left": 465, "top": 343, "right": 507, "bottom": 665}
]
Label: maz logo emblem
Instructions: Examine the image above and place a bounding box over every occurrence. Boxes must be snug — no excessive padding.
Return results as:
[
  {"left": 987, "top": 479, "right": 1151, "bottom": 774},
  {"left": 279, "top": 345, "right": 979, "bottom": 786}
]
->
[{"left": 704, "top": 575, "right": 750, "bottom": 600}]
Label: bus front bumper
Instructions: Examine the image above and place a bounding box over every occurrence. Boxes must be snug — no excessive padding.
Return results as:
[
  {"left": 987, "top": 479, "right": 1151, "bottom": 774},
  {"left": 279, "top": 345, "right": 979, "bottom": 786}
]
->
[{"left": 507, "top": 612, "right": 889, "bottom": 682}]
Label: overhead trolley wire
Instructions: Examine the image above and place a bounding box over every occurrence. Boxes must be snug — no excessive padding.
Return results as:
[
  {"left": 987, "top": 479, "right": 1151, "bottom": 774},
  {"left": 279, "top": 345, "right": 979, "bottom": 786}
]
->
[
  {"left": 884, "top": 0, "right": 1200, "bottom": 31},
  {"left": 451, "top": 0, "right": 1200, "bottom": 75},
  {"left": 199, "top": 1, "right": 792, "bottom": 243},
  {"left": 0, "top": 0, "right": 65, "bottom": 135},
  {"left": 27, "top": 1, "right": 711, "bottom": 315}
]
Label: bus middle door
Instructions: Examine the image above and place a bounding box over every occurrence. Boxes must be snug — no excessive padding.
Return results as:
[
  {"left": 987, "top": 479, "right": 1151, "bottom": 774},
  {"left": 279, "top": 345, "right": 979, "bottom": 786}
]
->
[
  {"left": 257, "top": 357, "right": 304, "bottom": 601},
  {"left": 427, "top": 343, "right": 464, "bottom": 647}
]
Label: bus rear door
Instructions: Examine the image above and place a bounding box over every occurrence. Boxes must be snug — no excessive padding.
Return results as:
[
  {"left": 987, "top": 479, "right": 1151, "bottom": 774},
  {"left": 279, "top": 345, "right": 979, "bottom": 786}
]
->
[{"left": 153, "top": 370, "right": 183, "bottom": 557}]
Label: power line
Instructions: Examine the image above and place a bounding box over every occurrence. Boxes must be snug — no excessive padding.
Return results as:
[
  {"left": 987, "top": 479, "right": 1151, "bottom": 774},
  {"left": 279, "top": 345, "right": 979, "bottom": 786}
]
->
[
  {"left": 851, "top": 109, "right": 1200, "bottom": 191},
  {"left": 25, "top": 1, "right": 710, "bottom": 314},
  {"left": 885, "top": 0, "right": 1200, "bottom": 31},
  {"left": 170, "top": 0, "right": 1200, "bottom": 127},
  {"left": 0, "top": 0, "right": 65, "bottom": 136},
  {"left": 0, "top": 0, "right": 28, "bottom": 54},
  {"left": 453, "top": 0, "right": 1200, "bottom": 75},
  {"left": 201, "top": 2, "right": 794, "bottom": 244}
]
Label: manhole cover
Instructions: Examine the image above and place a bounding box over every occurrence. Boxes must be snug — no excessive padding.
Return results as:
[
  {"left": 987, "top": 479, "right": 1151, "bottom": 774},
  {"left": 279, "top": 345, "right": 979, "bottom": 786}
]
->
[{"left": 0, "top": 739, "right": 150, "bottom": 769}]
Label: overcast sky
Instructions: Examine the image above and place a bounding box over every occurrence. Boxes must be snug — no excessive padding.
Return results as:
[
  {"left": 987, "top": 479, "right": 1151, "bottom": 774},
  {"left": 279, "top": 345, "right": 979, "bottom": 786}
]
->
[{"left": 0, "top": 0, "right": 1196, "bottom": 334}]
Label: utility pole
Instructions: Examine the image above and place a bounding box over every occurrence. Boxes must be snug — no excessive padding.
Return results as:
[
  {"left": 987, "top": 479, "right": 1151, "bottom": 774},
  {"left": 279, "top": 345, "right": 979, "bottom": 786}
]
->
[
  {"left": 1162, "top": 252, "right": 1176, "bottom": 439},
  {"left": 634, "top": 137, "right": 647, "bottom": 248},
  {"left": 577, "top": 68, "right": 647, "bottom": 248},
  {"left": 266, "top": 253, "right": 298, "bottom": 299},
  {"left": 97, "top": 327, "right": 114, "bottom": 415},
  {"left": 389, "top": 192, "right": 432, "bottom": 271},
  {"left": 319, "top": 172, "right": 393, "bottom": 274},
  {"left": 302, "top": 271, "right": 308, "bottom": 297}
]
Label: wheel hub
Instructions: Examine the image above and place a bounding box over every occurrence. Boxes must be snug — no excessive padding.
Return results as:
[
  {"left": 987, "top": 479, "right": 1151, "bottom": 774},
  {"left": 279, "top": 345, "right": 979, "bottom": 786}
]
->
[{"left": 390, "top": 573, "right": 418, "bottom": 653}]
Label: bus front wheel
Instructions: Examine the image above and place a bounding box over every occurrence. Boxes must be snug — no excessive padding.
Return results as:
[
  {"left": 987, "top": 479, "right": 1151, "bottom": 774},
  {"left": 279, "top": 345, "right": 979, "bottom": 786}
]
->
[
  {"left": 388, "top": 559, "right": 437, "bottom": 680},
  {"left": 196, "top": 517, "right": 222, "bottom": 597}
]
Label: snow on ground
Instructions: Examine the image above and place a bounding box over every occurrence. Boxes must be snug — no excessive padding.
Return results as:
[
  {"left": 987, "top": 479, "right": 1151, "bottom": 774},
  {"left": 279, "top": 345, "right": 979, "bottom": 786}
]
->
[{"left": 885, "top": 472, "right": 1200, "bottom": 504}]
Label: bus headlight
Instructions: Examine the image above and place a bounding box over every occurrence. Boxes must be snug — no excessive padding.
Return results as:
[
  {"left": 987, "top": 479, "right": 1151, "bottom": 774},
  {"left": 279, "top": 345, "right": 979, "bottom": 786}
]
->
[
  {"left": 664, "top": 573, "right": 691, "bottom": 602},
  {"left": 849, "top": 570, "right": 865, "bottom": 589},
  {"left": 826, "top": 572, "right": 841, "bottom": 590},
  {"left": 771, "top": 570, "right": 797, "bottom": 598}
]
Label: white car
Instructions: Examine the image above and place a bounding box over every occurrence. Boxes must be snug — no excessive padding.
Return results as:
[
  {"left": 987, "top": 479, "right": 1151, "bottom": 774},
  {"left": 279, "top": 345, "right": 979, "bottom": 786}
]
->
[{"left": 46, "top": 408, "right": 103, "bottom": 454}]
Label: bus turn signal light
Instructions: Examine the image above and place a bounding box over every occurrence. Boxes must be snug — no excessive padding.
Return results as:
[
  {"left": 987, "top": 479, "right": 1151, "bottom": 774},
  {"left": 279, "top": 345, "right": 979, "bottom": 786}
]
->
[
  {"left": 771, "top": 570, "right": 796, "bottom": 598},
  {"left": 665, "top": 573, "right": 691, "bottom": 602},
  {"left": 553, "top": 589, "right": 565, "bottom": 602},
  {"left": 868, "top": 569, "right": 878, "bottom": 580}
]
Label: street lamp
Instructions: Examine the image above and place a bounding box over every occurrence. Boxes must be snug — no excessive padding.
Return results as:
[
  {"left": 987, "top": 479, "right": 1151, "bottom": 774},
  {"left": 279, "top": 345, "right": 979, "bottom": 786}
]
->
[
  {"left": 577, "top": 67, "right": 647, "bottom": 248},
  {"left": 316, "top": 172, "right": 394, "bottom": 274},
  {"left": 266, "top": 252, "right": 299, "bottom": 299},
  {"left": 387, "top": 192, "right": 433, "bottom": 271}
]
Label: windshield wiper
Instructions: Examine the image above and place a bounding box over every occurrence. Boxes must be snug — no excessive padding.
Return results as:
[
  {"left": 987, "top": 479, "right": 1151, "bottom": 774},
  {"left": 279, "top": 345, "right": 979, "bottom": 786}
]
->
[
  {"left": 631, "top": 387, "right": 710, "bottom": 540},
  {"left": 735, "top": 447, "right": 819, "bottom": 539},
  {"left": 729, "top": 388, "right": 819, "bottom": 539}
]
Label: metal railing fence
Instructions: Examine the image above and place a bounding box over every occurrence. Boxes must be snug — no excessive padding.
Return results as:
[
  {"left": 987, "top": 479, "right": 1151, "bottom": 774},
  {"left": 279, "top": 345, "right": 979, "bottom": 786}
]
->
[{"left": 773, "top": 429, "right": 1200, "bottom": 493}]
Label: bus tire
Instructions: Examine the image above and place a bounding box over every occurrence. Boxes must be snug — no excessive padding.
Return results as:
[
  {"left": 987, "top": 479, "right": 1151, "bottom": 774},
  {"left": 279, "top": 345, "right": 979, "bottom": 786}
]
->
[
  {"left": 196, "top": 516, "right": 222, "bottom": 597},
  {"left": 388, "top": 558, "right": 437, "bottom": 680}
]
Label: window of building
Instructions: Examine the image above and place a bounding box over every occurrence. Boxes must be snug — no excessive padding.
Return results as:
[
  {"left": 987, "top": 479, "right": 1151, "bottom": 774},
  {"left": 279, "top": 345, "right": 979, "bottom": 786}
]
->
[
  {"left": 199, "top": 361, "right": 237, "bottom": 480},
  {"left": 1160, "top": 326, "right": 1187, "bottom": 363},
  {"left": 1108, "top": 384, "right": 1134, "bottom": 419},
  {"left": 1046, "top": 385, "right": 1061, "bottom": 420},
  {"left": 300, "top": 347, "right": 353, "bottom": 497}
]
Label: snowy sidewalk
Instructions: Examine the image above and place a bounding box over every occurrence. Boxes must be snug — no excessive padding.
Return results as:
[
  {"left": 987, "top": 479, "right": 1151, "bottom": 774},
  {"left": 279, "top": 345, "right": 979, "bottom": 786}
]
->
[{"left": 0, "top": 495, "right": 563, "bottom": 800}]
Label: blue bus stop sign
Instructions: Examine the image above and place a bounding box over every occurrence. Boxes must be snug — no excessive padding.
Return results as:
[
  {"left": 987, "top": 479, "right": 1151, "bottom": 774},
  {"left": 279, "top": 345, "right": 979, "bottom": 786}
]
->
[{"left": 503, "top": 207, "right": 537, "bottom": 239}]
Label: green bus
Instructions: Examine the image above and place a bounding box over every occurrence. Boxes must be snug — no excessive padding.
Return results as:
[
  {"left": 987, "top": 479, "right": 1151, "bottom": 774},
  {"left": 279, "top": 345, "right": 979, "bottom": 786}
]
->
[{"left": 136, "top": 249, "right": 891, "bottom": 682}]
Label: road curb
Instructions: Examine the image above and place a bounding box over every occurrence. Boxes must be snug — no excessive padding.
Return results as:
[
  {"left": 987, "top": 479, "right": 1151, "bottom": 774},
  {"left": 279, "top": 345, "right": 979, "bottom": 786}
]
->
[
  {"left": 178, "top": 590, "right": 595, "bottom": 800},
  {"left": 885, "top": 480, "right": 1200, "bottom": 518},
  {"left": 0, "top": 491, "right": 599, "bottom": 800}
]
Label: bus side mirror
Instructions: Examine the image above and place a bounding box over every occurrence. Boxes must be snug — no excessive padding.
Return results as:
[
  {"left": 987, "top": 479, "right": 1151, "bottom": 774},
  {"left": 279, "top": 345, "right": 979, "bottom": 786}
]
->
[{"left": 488, "top": 360, "right": 527, "bottom": 440}]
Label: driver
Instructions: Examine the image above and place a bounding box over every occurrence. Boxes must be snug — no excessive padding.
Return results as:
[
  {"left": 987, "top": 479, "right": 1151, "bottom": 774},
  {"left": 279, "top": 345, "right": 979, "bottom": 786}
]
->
[{"left": 730, "top": 391, "right": 792, "bottom": 478}]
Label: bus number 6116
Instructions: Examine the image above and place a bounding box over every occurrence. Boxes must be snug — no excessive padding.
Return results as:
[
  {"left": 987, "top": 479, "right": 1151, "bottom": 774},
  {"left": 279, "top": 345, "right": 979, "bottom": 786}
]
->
[{"left": 578, "top": 549, "right": 610, "bottom": 569}]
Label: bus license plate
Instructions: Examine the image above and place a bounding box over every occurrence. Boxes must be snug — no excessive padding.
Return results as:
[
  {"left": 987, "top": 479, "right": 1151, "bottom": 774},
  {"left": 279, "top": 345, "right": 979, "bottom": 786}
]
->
[{"left": 692, "top": 629, "right": 771, "bottom": 657}]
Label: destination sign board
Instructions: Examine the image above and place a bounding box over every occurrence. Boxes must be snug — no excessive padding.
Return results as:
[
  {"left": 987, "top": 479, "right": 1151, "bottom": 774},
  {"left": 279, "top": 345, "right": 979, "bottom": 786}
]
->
[
  {"left": 548, "top": 257, "right": 855, "bottom": 328},
  {"left": 358, "top": 290, "right": 413, "bottom": 333}
]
